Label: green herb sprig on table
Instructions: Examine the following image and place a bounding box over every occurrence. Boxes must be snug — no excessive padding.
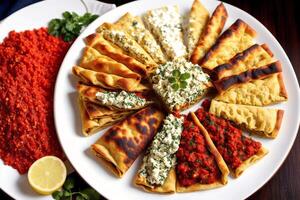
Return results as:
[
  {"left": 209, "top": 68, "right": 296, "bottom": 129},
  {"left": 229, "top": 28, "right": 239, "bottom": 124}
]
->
[
  {"left": 48, "top": 11, "right": 98, "bottom": 42},
  {"left": 168, "top": 70, "right": 191, "bottom": 91},
  {"left": 52, "top": 173, "right": 102, "bottom": 200}
]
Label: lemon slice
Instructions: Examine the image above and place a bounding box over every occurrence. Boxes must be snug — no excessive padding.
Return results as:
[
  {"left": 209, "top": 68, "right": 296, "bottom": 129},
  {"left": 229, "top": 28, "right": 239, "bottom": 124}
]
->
[{"left": 28, "top": 156, "right": 67, "bottom": 195}]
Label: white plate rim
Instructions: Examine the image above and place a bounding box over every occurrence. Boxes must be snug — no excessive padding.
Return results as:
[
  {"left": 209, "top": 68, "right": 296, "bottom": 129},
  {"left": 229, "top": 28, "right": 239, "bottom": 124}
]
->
[{"left": 53, "top": 0, "right": 300, "bottom": 200}]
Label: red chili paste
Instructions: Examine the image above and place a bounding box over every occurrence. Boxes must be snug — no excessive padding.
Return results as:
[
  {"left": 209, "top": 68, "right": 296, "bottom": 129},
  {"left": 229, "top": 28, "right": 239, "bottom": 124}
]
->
[
  {"left": 176, "top": 114, "right": 221, "bottom": 187},
  {"left": 0, "top": 28, "right": 71, "bottom": 174},
  {"left": 195, "top": 108, "right": 261, "bottom": 170}
]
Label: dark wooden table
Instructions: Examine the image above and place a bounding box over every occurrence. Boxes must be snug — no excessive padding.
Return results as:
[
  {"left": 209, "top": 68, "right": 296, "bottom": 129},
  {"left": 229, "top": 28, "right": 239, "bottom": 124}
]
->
[{"left": 1, "top": 0, "right": 299, "bottom": 199}]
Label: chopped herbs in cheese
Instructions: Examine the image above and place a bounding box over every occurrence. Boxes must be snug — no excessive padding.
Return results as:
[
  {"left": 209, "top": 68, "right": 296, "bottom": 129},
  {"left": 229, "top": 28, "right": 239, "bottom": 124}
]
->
[
  {"left": 151, "top": 58, "right": 210, "bottom": 110},
  {"left": 139, "top": 114, "right": 184, "bottom": 185},
  {"left": 144, "top": 6, "right": 187, "bottom": 59},
  {"left": 96, "top": 91, "right": 146, "bottom": 109}
]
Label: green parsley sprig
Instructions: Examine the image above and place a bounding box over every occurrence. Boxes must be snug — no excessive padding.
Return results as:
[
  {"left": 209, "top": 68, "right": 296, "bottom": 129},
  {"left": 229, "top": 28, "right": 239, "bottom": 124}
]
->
[
  {"left": 168, "top": 70, "right": 190, "bottom": 91},
  {"left": 52, "top": 173, "right": 101, "bottom": 200},
  {"left": 48, "top": 11, "right": 98, "bottom": 42}
]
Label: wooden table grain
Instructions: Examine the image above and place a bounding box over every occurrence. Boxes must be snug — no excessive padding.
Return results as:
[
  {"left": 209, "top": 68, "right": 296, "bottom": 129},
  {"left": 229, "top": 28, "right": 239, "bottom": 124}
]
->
[{"left": 1, "top": 0, "right": 299, "bottom": 199}]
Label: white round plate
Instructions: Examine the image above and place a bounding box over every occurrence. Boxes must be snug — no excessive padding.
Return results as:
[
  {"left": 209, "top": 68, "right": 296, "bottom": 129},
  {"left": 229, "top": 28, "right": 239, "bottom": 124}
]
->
[
  {"left": 0, "top": 0, "right": 115, "bottom": 199},
  {"left": 54, "top": 0, "right": 300, "bottom": 199}
]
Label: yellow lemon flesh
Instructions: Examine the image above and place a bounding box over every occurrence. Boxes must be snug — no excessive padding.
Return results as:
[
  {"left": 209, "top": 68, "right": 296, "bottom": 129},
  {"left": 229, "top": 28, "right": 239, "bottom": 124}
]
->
[{"left": 28, "top": 156, "right": 67, "bottom": 195}]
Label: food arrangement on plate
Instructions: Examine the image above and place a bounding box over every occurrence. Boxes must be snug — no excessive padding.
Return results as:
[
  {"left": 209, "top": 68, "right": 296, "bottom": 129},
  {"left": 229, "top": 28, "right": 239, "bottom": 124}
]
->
[{"left": 72, "top": 0, "right": 288, "bottom": 194}]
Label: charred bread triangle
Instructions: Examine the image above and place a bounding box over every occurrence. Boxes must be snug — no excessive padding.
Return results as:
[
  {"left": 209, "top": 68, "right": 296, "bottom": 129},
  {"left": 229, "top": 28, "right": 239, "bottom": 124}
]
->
[
  {"left": 186, "top": 0, "right": 210, "bottom": 57},
  {"left": 190, "top": 3, "right": 228, "bottom": 64},
  {"left": 214, "top": 73, "right": 288, "bottom": 106},
  {"left": 134, "top": 114, "right": 183, "bottom": 193},
  {"left": 193, "top": 108, "right": 268, "bottom": 178},
  {"left": 97, "top": 22, "right": 157, "bottom": 69},
  {"left": 77, "top": 83, "right": 154, "bottom": 110},
  {"left": 114, "top": 12, "right": 167, "bottom": 65},
  {"left": 200, "top": 19, "right": 256, "bottom": 70},
  {"left": 72, "top": 66, "right": 149, "bottom": 92},
  {"left": 91, "top": 105, "right": 165, "bottom": 177},
  {"left": 175, "top": 113, "right": 229, "bottom": 192},
  {"left": 78, "top": 97, "right": 133, "bottom": 136},
  {"left": 213, "top": 61, "right": 282, "bottom": 93},
  {"left": 209, "top": 100, "right": 284, "bottom": 138},
  {"left": 212, "top": 44, "right": 275, "bottom": 80},
  {"left": 84, "top": 33, "right": 148, "bottom": 77}
]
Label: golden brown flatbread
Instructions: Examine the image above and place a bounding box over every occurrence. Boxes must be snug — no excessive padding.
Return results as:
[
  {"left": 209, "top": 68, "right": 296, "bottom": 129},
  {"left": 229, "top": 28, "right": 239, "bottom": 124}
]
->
[
  {"left": 186, "top": 0, "right": 210, "bottom": 57},
  {"left": 209, "top": 100, "right": 284, "bottom": 138},
  {"left": 213, "top": 61, "right": 282, "bottom": 93},
  {"left": 175, "top": 113, "right": 229, "bottom": 192},
  {"left": 212, "top": 44, "right": 275, "bottom": 80},
  {"left": 114, "top": 13, "right": 166, "bottom": 64},
  {"left": 91, "top": 106, "right": 165, "bottom": 177},
  {"left": 200, "top": 19, "right": 256, "bottom": 70},
  {"left": 193, "top": 108, "right": 268, "bottom": 178},
  {"left": 190, "top": 3, "right": 228, "bottom": 64},
  {"left": 135, "top": 168, "right": 176, "bottom": 193},
  {"left": 72, "top": 66, "right": 148, "bottom": 92},
  {"left": 85, "top": 33, "right": 148, "bottom": 77},
  {"left": 78, "top": 98, "right": 132, "bottom": 136},
  {"left": 214, "top": 73, "right": 288, "bottom": 106},
  {"left": 97, "top": 23, "right": 157, "bottom": 70}
]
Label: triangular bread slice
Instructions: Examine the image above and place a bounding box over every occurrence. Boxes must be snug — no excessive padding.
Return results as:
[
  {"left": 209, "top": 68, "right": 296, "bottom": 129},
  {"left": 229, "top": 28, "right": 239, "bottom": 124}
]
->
[
  {"left": 114, "top": 13, "right": 166, "bottom": 64},
  {"left": 194, "top": 108, "right": 268, "bottom": 177},
  {"left": 213, "top": 61, "right": 282, "bottom": 93},
  {"left": 85, "top": 33, "right": 148, "bottom": 77},
  {"left": 97, "top": 23, "right": 157, "bottom": 70},
  {"left": 72, "top": 66, "right": 149, "bottom": 92},
  {"left": 143, "top": 5, "right": 187, "bottom": 59},
  {"left": 176, "top": 113, "right": 229, "bottom": 192},
  {"left": 190, "top": 3, "right": 228, "bottom": 64},
  {"left": 200, "top": 19, "right": 256, "bottom": 70},
  {"left": 209, "top": 100, "right": 284, "bottom": 138},
  {"left": 212, "top": 44, "right": 275, "bottom": 80},
  {"left": 78, "top": 98, "right": 133, "bottom": 136},
  {"left": 185, "top": 0, "right": 210, "bottom": 57},
  {"left": 214, "top": 73, "right": 288, "bottom": 106}
]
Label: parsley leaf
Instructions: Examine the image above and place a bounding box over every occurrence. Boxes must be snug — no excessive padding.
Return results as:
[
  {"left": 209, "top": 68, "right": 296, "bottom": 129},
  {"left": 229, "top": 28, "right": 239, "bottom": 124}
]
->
[{"left": 48, "top": 11, "right": 98, "bottom": 42}]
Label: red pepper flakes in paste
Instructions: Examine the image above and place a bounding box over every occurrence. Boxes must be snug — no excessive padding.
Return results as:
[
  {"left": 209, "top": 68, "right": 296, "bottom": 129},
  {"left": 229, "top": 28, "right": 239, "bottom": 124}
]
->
[
  {"left": 176, "top": 114, "right": 221, "bottom": 187},
  {"left": 0, "top": 28, "right": 71, "bottom": 174},
  {"left": 195, "top": 108, "right": 261, "bottom": 170}
]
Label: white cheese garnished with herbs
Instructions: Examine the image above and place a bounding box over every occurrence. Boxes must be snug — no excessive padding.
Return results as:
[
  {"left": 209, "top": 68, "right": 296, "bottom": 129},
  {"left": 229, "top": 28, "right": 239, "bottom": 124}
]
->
[
  {"left": 96, "top": 91, "right": 146, "bottom": 109},
  {"left": 151, "top": 58, "right": 210, "bottom": 110},
  {"left": 144, "top": 6, "right": 187, "bottom": 60},
  {"left": 139, "top": 114, "right": 184, "bottom": 185}
]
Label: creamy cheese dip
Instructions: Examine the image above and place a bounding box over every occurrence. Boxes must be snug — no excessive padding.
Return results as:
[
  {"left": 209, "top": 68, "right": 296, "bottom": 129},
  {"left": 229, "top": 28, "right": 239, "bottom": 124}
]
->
[
  {"left": 151, "top": 58, "right": 210, "bottom": 110},
  {"left": 139, "top": 114, "right": 184, "bottom": 185},
  {"left": 96, "top": 91, "right": 146, "bottom": 109}
]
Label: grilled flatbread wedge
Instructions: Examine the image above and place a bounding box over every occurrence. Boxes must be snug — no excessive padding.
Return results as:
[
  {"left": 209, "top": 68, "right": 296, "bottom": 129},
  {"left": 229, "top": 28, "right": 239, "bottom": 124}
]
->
[
  {"left": 194, "top": 108, "right": 268, "bottom": 177},
  {"left": 176, "top": 113, "right": 229, "bottom": 192},
  {"left": 186, "top": 0, "right": 210, "bottom": 57},
  {"left": 78, "top": 83, "right": 153, "bottom": 110},
  {"left": 85, "top": 33, "right": 147, "bottom": 77},
  {"left": 200, "top": 19, "right": 256, "bottom": 70},
  {"left": 91, "top": 106, "right": 165, "bottom": 177},
  {"left": 214, "top": 73, "right": 288, "bottom": 106},
  {"left": 72, "top": 66, "right": 149, "bottom": 92},
  {"left": 212, "top": 44, "right": 275, "bottom": 80},
  {"left": 114, "top": 13, "right": 166, "bottom": 64},
  {"left": 97, "top": 23, "right": 157, "bottom": 70},
  {"left": 78, "top": 98, "right": 133, "bottom": 136},
  {"left": 213, "top": 61, "right": 282, "bottom": 93},
  {"left": 143, "top": 5, "right": 187, "bottom": 59},
  {"left": 190, "top": 3, "right": 228, "bottom": 64},
  {"left": 209, "top": 100, "right": 284, "bottom": 138},
  {"left": 134, "top": 114, "right": 183, "bottom": 193}
]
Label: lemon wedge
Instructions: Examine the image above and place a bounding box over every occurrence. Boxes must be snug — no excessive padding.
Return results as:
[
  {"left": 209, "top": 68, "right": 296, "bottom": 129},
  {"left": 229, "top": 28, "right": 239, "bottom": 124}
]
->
[{"left": 28, "top": 156, "right": 67, "bottom": 195}]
